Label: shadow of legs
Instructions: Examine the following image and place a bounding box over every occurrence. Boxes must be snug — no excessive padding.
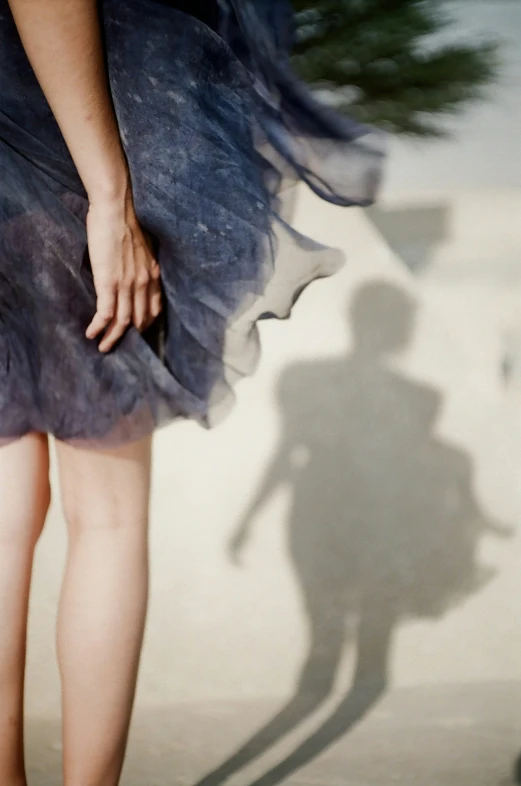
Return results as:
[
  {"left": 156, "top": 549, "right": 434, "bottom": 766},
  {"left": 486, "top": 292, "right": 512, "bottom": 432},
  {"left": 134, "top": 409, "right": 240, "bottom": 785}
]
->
[
  {"left": 193, "top": 608, "right": 346, "bottom": 785},
  {"left": 243, "top": 606, "right": 395, "bottom": 786}
]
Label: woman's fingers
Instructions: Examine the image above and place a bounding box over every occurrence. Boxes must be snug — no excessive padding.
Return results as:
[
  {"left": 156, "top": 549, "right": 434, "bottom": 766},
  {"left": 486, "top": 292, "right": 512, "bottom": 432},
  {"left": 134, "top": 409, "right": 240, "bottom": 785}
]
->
[
  {"left": 85, "top": 199, "right": 164, "bottom": 350},
  {"left": 98, "top": 284, "right": 133, "bottom": 352},
  {"left": 145, "top": 274, "right": 163, "bottom": 329},
  {"left": 87, "top": 275, "right": 162, "bottom": 352},
  {"left": 86, "top": 283, "right": 116, "bottom": 339},
  {"left": 133, "top": 250, "right": 161, "bottom": 331},
  {"left": 132, "top": 272, "right": 149, "bottom": 332},
  {"left": 86, "top": 251, "right": 162, "bottom": 350}
]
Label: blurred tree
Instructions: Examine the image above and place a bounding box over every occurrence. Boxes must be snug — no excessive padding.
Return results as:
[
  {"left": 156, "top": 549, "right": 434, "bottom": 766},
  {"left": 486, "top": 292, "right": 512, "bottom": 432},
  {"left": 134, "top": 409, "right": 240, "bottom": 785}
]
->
[{"left": 291, "top": 0, "right": 499, "bottom": 137}]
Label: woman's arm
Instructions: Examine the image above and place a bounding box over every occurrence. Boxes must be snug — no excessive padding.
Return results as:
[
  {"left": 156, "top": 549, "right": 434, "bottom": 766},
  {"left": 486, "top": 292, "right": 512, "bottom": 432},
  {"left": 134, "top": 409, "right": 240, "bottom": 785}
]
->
[
  {"left": 8, "top": 0, "right": 162, "bottom": 351},
  {"left": 8, "top": 0, "right": 128, "bottom": 201}
]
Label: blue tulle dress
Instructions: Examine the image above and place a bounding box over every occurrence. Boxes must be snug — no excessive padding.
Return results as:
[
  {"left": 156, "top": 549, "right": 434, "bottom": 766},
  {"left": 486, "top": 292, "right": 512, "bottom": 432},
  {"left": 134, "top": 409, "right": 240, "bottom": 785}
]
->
[{"left": 0, "top": 0, "right": 384, "bottom": 446}]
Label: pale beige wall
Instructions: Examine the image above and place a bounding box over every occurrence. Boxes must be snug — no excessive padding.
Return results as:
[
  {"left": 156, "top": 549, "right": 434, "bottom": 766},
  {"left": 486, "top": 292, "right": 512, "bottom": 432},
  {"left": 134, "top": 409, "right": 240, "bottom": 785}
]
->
[{"left": 26, "top": 190, "right": 521, "bottom": 722}]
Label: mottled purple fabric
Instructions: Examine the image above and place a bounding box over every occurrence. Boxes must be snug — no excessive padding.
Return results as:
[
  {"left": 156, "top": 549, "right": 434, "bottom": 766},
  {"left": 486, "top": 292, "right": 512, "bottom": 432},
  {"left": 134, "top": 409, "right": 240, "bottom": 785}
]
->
[{"left": 0, "top": 0, "right": 384, "bottom": 446}]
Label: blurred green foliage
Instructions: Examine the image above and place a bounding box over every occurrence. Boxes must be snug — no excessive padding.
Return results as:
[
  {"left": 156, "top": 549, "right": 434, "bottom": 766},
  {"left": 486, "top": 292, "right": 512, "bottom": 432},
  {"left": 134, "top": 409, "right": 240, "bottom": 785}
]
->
[{"left": 291, "top": 0, "right": 499, "bottom": 137}]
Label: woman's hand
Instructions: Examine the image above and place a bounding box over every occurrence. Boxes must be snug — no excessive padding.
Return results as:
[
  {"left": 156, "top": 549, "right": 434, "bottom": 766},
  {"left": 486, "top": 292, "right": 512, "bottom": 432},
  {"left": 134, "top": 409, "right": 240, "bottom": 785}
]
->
[{"left": 85, "top": 191, "right": 162, "bottom": 353}]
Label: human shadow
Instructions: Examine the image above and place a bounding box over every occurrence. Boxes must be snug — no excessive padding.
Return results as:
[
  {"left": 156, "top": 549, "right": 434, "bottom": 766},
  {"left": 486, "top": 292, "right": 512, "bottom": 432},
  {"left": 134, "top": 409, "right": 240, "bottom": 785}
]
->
[{"left": 194, "top": 280, "right": 509, "bottom": 786}]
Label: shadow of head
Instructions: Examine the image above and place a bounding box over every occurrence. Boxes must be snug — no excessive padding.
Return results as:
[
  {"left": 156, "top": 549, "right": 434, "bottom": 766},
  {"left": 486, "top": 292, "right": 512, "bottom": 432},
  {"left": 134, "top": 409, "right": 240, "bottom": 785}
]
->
[{"left": 350, "top": 279, "right": 416, "bottom": 357}]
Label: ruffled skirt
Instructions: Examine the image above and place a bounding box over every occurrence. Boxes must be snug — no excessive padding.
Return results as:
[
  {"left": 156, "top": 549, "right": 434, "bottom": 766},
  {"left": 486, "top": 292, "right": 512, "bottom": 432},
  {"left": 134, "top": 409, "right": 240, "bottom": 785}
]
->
[{"left": 0, "top": 0, "right": 384, "bottom": 445}]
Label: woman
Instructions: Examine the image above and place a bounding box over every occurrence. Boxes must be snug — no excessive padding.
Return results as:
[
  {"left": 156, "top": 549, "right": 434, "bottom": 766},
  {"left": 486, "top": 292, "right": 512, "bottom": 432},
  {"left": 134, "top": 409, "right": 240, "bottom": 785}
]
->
[{"left": 0, "top": 0, "right": 383, "bottom": 783}]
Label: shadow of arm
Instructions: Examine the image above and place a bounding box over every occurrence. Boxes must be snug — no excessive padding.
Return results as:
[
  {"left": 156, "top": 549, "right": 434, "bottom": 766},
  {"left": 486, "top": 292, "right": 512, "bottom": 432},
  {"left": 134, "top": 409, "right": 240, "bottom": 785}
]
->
[{"left": 228, "top": 450, "right": 290, "bottom": 566}]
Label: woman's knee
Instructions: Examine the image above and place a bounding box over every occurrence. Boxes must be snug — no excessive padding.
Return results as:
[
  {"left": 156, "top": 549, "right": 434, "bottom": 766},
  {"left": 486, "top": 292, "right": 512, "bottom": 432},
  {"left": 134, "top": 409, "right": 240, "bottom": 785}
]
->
[
  {"left": 56, "top": 436, "right": 152, "bottom": 538},
  {"left": 60, "top": 490, "right": 147, "bottom": 538}
]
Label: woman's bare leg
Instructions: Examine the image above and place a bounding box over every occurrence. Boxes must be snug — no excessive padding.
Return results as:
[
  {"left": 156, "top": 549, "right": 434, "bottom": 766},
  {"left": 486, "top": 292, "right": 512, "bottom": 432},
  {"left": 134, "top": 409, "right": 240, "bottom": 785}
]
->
[
  {"left": 0, "top": 433, "right": 51, "bottom": 786},
  {"left": 55, "top": 435, "right": 152, "bottom": 786}
]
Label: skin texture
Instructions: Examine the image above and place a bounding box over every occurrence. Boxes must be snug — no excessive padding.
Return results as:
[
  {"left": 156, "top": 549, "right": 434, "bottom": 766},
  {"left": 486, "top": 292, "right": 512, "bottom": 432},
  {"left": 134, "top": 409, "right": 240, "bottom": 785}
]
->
[
  {"left": 55, "top": 435, "right": 152, "bottom": 786},
  {"left": 0, "top": 434, "right": 50, "bottom": 786},
  {"left": 0, "top": 433, "right": 153, "bottom": 786}
]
